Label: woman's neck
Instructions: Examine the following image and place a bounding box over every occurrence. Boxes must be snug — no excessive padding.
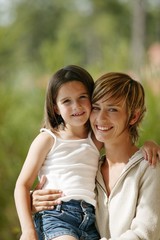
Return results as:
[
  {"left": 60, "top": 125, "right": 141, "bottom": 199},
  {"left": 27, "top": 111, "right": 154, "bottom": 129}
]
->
[
  {"left": 102, "top": 140, "right": 139, "bottom": 196},
  {"left": 104, "top": 140, "right": 139, "bottom": 166}
]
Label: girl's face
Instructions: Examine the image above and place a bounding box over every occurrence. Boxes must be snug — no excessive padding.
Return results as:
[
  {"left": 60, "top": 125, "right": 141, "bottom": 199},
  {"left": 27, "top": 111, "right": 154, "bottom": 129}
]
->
[
  {"left": 55, "top": 81, "right": 91, "bottom": 128},
  {"left": 90, "top": 96, "right": 129, "bottom": 144}
]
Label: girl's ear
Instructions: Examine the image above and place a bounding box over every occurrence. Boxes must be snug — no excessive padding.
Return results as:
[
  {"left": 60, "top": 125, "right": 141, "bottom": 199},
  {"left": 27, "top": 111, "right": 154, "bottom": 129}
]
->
[
  {"left": 54, "top": 105, "right": 60, "bottom": 115},
  {"left": 129, "top": 110, "right": 140, "bottom": 125}
]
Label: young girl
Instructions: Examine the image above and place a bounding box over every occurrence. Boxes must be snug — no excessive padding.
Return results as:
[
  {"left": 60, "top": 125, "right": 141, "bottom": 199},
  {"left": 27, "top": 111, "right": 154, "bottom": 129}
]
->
[
  {"left": 91, "top": 72, "right": 160, "bottom": 239},
  {"left": 14, "top": 65, "right": 102, "bottom": 240}
]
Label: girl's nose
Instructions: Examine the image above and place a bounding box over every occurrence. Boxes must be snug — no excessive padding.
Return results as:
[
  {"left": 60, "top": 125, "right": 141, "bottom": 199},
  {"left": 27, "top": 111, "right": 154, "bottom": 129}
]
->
[{"left": 73, "top": 100, "right": 81, "bottom": 109}]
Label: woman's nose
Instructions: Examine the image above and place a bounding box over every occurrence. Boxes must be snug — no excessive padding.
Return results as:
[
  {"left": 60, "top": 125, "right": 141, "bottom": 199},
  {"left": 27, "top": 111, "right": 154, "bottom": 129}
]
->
[{"left": 97, "top": 110, "right": 108, "bottom": 121}]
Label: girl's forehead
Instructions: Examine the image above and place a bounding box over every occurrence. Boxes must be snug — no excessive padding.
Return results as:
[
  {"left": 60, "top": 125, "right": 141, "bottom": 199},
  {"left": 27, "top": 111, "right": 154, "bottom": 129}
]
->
[
  {"left": 57, "top": 81, "right": 88, "bottom": 99},
  {"left": 59, "top": 80, "right": 87, "bottom": 90}
]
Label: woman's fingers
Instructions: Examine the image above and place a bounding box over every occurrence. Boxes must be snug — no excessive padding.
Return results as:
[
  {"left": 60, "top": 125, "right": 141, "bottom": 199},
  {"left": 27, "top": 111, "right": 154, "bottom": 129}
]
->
[
  {"left": 31, "top": 175, "right": 64, "bottom": 213},
  {"left": 31, "top": 189, "right": 63, "bottom": 213}
]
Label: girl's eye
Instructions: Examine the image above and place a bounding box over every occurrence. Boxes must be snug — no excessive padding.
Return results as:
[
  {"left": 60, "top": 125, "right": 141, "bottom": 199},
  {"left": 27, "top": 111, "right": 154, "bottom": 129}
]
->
[
  {"left": 80, "top": 95, "right": 88, "bottom": 99},
  {"left": 62, "top": 99, "right": 70, "bottom": 104}
]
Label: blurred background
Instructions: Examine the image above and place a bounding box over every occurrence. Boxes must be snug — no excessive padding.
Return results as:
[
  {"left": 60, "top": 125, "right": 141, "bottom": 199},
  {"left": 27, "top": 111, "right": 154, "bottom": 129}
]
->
[{"left": 0, "top": 0, "right": 160, "bottom": 239}]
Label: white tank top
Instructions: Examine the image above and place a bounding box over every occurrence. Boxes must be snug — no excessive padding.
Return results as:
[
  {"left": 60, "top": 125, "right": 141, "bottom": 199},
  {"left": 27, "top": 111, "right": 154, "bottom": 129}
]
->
[{"left": 38, "top": 128, "right": 100, "bottom": 207}]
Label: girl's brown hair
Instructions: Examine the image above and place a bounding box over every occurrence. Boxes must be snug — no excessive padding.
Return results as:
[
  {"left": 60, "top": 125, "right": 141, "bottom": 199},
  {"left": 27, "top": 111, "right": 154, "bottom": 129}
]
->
[{"left": 43, "top": 65, "right": 94, "bottom": 130}]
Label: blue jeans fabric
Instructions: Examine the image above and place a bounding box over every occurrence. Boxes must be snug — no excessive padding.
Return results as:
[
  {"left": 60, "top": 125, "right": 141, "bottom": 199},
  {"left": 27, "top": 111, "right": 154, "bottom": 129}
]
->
[{"left": 34, "top": 199, "right": 100, "bottom": 240}]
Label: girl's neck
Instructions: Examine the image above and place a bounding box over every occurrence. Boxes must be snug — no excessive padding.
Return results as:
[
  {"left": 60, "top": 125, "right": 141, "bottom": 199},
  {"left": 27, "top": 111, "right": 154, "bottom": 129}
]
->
[{"left": 57, "top": 124, "right": 89, "bottom": 140}]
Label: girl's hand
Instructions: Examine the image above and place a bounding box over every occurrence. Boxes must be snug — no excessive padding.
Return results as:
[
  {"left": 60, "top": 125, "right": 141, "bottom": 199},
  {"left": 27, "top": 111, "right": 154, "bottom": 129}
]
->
[
  {"left": 31, "top": 175, "right": 63, "bottom": 213},
  {"left": 141, "top": 141, "right": 160, "bottom": 166}
]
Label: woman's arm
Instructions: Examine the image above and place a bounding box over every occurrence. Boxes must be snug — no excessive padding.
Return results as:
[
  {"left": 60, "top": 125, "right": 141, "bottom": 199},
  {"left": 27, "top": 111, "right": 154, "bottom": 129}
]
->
[{"left": 31, "top": 175, "right": 63, "bottom": 213}]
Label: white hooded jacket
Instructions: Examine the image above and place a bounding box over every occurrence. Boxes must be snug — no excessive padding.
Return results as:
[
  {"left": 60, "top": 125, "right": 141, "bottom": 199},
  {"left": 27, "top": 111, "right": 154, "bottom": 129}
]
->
[{"left": 96, "top": 150, "right": 160, "bottom": 240}]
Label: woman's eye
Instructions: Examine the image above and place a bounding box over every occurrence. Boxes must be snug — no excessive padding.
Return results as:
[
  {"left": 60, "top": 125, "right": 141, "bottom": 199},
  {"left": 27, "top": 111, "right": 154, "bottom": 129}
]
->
[
  {"left": 109, "top": 108, "right": 117, "bottom": 112},
  {"left": 92, "top": 106, "right": 99, "bottom": 111}
]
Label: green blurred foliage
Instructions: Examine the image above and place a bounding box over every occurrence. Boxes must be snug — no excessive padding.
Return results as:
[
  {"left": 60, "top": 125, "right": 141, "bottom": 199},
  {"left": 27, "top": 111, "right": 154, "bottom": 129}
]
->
[
  {"left": 0, "top": 0, "right": 159, "bottom": 239},
  {"left": 0, "top": 81, "right": 45, "bottom": 238},
  {"left": 139, "top": 82, "right": 160, "bottom": 145}
]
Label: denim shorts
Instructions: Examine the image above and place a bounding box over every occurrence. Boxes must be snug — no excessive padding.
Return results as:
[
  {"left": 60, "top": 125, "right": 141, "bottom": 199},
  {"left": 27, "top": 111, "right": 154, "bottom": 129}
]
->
[{"left": 34, "top": 199, "right": 100, "bottom": 240}]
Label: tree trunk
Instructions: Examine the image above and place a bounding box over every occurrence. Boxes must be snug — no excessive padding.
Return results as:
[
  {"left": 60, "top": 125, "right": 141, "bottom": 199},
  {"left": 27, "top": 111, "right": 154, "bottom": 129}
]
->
[{"left": 130, "top": 0, "right": 146, "bottom": 72}]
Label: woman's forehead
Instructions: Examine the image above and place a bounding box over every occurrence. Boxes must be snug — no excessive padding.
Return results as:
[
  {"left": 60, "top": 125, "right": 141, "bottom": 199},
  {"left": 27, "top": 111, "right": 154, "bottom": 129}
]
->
[{"left": 94, "top": 94, "right": 126, "bottom": 105}]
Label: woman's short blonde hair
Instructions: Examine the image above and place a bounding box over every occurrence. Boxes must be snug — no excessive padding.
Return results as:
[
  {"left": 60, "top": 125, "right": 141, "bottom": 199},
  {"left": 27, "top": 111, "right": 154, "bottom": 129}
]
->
[{"left": 92, "top": 72, "right": 146, "bottom": 143}]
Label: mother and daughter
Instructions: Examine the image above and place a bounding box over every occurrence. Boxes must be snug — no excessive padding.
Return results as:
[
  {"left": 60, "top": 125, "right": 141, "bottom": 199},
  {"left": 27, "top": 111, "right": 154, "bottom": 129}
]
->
[{"left": 14, "top": 65, "right": 160, "bottom": 240}]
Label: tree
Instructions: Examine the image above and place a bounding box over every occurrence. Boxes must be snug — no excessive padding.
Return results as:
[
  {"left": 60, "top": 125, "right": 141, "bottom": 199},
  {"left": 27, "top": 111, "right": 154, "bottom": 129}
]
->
[{"left": 130, "top": 0, "right": 146, "bottom": 72}]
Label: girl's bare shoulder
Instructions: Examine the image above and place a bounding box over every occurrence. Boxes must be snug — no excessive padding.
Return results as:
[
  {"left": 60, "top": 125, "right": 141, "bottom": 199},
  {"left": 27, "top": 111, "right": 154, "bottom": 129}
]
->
[{"left": 31, "top": 131, "right": 55, "bottom": 153}]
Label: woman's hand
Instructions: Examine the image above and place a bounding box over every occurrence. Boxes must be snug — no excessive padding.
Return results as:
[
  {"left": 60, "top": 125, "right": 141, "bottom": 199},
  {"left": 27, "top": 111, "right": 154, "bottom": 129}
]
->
[
  {"left": 31, "top": 176, "right": 63, "bottom": 214},
  {"left": 141, "top": 140, "right": 160, "bottom": 166}
]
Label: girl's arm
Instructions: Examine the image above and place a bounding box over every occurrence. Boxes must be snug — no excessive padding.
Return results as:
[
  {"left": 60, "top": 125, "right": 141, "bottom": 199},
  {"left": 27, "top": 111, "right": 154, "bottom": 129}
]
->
[{"left": 14, "top": 132, "right": 54, "bottom": 240}]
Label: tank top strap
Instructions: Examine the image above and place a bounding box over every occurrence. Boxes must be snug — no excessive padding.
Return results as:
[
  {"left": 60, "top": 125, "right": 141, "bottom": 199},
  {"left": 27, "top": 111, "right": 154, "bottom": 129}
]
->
[
  {"left": 40, "top": 128, "right": 56, "bottom": 140},
  {"left": 87, "top": 131, "right": 99, "bottom": 152}
]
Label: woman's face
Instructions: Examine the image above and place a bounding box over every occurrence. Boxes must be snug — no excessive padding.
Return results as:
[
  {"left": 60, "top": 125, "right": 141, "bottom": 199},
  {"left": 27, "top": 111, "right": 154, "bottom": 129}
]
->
[{"left": 90, "top": 96, "right": 129, "bottom": 144}]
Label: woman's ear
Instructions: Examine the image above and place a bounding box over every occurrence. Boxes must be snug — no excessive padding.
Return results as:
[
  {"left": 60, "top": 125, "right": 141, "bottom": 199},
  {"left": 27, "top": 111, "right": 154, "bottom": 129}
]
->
[{"left": 129, "top": 110, "right": 140, "bottom": 125}]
